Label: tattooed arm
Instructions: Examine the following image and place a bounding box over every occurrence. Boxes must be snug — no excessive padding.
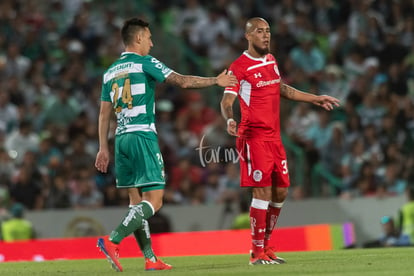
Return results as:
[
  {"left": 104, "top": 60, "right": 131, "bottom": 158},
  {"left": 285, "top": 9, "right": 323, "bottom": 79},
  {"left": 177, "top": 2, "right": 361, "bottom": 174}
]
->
[
  {"left": 280, "top": 82, "right": 340, "bottom": 111},
  {"left": 165, "top": 70, "right": 237, "bottom": 88}
]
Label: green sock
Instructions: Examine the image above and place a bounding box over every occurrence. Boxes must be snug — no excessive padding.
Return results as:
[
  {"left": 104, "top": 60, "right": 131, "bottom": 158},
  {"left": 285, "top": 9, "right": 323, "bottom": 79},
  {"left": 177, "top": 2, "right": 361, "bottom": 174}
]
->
[
  {"left": 109, "top": 201, "right": 154, "bottom": 244},
  {"left": 133, "top": 219, "right": 156, "bottom": 261}
]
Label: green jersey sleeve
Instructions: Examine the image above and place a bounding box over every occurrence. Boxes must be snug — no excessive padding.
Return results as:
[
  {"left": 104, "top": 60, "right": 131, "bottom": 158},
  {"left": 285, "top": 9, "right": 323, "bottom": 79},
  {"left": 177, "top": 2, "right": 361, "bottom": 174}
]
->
[
  {"left": 143, "top": 55, "right": 173, "bottom": 83},
  {"left": 101, "top": 74, "right": 112, "bottom": 102}
]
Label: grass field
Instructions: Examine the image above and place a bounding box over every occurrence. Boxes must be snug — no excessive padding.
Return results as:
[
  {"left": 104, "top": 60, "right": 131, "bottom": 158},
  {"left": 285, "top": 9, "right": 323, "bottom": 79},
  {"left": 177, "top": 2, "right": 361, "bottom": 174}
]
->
[{"left": 2, "top": 248, "right": 414, "bottom": 275}]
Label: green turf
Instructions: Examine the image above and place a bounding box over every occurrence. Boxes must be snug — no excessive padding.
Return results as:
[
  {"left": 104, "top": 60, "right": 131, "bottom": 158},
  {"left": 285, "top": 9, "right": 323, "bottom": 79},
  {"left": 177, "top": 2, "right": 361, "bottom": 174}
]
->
[{"left": 2, "top": 248, "right": 414, "bottom": 275}]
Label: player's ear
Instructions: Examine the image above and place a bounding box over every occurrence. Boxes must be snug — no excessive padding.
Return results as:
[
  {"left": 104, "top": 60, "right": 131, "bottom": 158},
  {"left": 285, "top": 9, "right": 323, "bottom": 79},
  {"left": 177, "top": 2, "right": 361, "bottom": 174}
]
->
[{"left": 136, "top": 33, "right": 141, "bottom": 44}]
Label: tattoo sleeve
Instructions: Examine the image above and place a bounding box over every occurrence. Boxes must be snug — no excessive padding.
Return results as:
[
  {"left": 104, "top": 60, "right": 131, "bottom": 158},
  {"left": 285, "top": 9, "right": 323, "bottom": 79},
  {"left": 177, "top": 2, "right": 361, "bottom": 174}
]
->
[
  {"left": 280, "top": 83, "right": 296, "bottom": 100},
  {"left": 166, "top": 72, "right": 216, "bottom": 88},
  {"left": 281, "top": 82, "right": 317, "bottom": 103}
]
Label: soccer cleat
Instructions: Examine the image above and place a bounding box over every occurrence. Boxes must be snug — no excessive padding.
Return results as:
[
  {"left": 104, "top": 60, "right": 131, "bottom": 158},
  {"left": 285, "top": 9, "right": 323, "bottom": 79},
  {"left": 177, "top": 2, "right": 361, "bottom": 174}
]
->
[
  {"left": 97, "top": 236, "right": 123, "bottom": 272},
  {"left": 145, "top": 258, "right": 173, "bottom": 271},
  {"left": 265, "top": 246, "right": 286, "bottom": 264},
  {"left": 249, "top": 252, "right": 277, "bottom": 265}
]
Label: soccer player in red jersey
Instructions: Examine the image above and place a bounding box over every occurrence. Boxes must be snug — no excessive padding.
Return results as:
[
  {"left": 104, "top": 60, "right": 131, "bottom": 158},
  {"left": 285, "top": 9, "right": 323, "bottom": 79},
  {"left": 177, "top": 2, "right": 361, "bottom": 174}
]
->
[{"left": 220, "top": 17, "right": 340, "bottom": 265}]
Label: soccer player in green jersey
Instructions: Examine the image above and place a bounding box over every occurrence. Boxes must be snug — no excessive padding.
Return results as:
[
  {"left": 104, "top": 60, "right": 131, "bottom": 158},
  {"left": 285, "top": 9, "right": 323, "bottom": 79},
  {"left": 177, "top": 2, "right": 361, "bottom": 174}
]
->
[{"left": 95, "top": 18, "right": 237, "bottom": 272}]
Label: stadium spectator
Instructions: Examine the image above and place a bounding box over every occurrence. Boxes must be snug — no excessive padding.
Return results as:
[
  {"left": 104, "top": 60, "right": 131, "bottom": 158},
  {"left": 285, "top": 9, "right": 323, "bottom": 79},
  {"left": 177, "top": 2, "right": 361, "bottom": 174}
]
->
[
  {"left": 0, "top": 92, "right": 19, "bottom": 134},
  {"left": 4, "top": 120, "right": 40, "bottom": 165},
  {"left": 217, "top": 162, "right": 241, "bottom": 204},
  {"left": 363, "top": 215, "right": 411, "bottom": 248},
  {"left": 37, "top": 136, "right": 63, "bottom": 176},
  {"left": 207, "top": 32, "right": 236, "bottom": 74},
  {"left": 189, "top": 6, "right": 232, "bottom": 55},
  {"left": 65, "top": 134, "right": 95, "bottom": 171},
  {"left": 9, "top": 150, "right": 45, "bottom": 209},
  {"left": 285, "top": 102, "right": 319, "bottom": 146},
  {"left": 347, "top": 0, "right": 380, "bottom": 40},
  {"left": 270, "top": 19, "right": 297, "bottom": 68},
  {"left": 379, "top": 28, "right": 409, "bottom": 69},
  {"left": 319, "top": 64, "right": 350, "bottom": 103},
  {"left": 167, "top": 156, "right": 203, "bottom": 203},
  {"left": 70, "top": 169, "right": 103, "bottom": 209},
  {"left": 201, "top": 116, "right": 232, "bottom": 149},
  {"left": 310, "top": 0, "right": 339, "bottom": 34},
  {"left": 0, "top": 203, "right": 35, "bottom": 242},
  {"left": 352, "top": 161, "right": 381, "bottom": 197},
  {"left": 41, "top": 85, "right": 81, "bottom": 129},
  {"left": 328, "top": 24, "right": 354, "bottom": 65},
  {"left": 44, "top": 174, "right": 72, "bottom": 209},
  {"left": 311, "top": 122, "right": 347, "bottom": 195},
  {"left": 361, "top": 124, "right": 383, "bottom": 161},
  {"left": 289, "top": 32, "right": 326, "bottom": 80},
  {"left": 174, "top": 0, "right": 208, "bottom": 42},
  {"left": 379, "top": 162, "right": 407, "bottom": 196},
  {"left": 0, "top": 147, "right": 15, "bottom": 186},
  {"left": 305, "top": 109, "right": 335, "bottom": 156},
  {"left": 396, "top": 185, "right": 414, "bottom": 245},
  {"left": 387, "top": 62, "right": 409, "bottom": 98},
  {"left": 0, "top": 42, "right": 31, "bottom": 80},
  {"left": 340, "top": 137, "right": 368, "bottom": 195},
  {"left": 204, "top": 171, "right": 222, "bottom": 204},
  {"left": 176, "top": 91, "right": 219, "bottom": 138}
]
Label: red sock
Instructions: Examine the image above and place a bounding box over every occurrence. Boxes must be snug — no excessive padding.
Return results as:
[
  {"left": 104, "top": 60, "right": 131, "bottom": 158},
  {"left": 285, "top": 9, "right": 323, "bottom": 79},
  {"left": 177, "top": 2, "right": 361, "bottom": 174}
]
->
[
  {"left": 250, "top": 199, "right": 269, "bottom": 256},
  {"left": 264, "top": 202, "right": 283, "bottom": 248}
]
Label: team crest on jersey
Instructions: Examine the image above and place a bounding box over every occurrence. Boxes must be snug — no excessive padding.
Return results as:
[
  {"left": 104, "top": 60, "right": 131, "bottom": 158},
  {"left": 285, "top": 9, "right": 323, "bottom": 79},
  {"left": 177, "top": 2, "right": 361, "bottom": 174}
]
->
[{"left": 253, "top": 170, "right": 263, "bottom": 182}]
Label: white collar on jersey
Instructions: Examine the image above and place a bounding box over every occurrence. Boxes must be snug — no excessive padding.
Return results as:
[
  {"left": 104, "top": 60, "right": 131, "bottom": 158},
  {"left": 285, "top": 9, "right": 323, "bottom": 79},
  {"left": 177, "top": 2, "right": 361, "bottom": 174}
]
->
[
  {"left": 243, "top": 51, "right": 268, "bottom": 62},
  {"left": 121, "top": 51, "right": 143, "bottom": 57}
]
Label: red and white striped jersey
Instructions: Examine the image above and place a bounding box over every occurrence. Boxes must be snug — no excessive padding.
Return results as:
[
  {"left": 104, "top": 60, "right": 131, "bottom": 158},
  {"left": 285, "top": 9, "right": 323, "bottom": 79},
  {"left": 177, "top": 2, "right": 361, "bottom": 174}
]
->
[{"left": 224, "top": 51, "right": 282, "bottom": 141}]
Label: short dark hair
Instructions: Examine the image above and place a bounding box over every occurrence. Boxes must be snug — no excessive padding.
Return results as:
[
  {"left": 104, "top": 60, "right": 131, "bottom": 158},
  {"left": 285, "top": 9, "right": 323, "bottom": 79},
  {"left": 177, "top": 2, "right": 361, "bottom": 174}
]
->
[{"left": 121, "top": 18, "right": 149, "bottom": 46}]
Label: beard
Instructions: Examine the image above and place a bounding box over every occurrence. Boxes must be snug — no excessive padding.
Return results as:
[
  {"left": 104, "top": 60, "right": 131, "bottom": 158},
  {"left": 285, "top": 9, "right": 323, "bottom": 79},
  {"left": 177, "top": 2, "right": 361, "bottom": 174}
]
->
[{"left": 253, "top": 43, "right": 269, "bottom": 56}]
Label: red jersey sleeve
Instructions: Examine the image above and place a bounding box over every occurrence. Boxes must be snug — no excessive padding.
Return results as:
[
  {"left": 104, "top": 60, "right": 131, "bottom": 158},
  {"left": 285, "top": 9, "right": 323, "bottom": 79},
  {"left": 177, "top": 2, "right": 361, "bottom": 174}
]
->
[{"left": 223, "top": 63, "right": 242, "bottom": 95}]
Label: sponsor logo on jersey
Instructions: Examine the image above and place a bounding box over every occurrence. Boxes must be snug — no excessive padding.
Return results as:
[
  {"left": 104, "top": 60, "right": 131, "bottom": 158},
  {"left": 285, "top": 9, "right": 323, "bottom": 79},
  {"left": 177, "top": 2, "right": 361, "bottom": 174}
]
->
[
  {"left": 254, "top": 72, "right": 262, "bottom": 78},
  {"left": 107, "top": 62, "right": 134, "bottom": 75},
  {"left": 256, "top": 78, "right": 280, "bottom": 87}
]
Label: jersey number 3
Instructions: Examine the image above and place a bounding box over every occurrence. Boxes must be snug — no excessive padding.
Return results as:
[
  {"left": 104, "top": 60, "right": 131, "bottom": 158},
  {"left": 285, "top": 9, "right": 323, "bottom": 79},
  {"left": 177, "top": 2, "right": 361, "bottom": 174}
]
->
[{"left": 112, "top": 78, "right": 133, "bottom": 113}]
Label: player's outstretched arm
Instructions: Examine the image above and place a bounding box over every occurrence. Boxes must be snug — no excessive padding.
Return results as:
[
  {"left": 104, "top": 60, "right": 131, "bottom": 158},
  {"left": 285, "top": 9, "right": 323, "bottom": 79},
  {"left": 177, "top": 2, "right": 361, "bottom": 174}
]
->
[
  {"left": 165, "top": 70, "right": 237, "bottom": 89},
  {"left": 280, "top": 82, "right": 340, "bottom": 110},
  {"left": 310, "top": 95, "right": 341, "bottom": 111}
]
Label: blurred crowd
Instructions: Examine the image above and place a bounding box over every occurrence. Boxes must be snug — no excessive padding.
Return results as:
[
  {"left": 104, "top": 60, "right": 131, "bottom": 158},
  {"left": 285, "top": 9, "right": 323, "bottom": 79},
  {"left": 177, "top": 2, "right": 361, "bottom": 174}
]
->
[{"left": 0, "top": 0, "right": 414, "bottom": 214}]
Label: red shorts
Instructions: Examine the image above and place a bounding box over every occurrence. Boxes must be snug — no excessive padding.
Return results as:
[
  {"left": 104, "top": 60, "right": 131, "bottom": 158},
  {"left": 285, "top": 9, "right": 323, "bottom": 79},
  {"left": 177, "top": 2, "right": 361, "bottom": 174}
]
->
[{"left": 236, "top": 138, "right": 290, "bottom": 188}]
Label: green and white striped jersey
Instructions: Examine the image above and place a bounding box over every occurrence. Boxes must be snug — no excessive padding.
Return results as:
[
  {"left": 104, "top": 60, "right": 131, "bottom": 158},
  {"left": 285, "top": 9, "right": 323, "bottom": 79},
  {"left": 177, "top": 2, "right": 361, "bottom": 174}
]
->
[{"left": 101, "top": 52, "right": 173, "bottom": 139}]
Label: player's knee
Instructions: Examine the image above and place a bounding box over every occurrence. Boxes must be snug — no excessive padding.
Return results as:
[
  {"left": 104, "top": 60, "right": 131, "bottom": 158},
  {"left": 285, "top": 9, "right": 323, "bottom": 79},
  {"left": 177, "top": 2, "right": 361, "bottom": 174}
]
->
[
  {"left": 152, "top": 200, "right": 163, "bottom": 212},
  {"left": 252, "top": 186, "right": 272, "bottom": 200},
  {"left": 273, "top": 187, "right": 288, "bottom": 202}
]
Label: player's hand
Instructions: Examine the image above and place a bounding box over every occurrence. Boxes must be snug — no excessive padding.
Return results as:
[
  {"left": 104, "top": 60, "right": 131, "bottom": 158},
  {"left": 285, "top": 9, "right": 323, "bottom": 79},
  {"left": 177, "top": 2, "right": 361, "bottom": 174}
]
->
[
  {"left": 216, "top": 69, "right": 238, "bottom": 87},
  {"left": 227, "top": 118, "right": 238, "bottom": 136},
  {"left": 312, "top": 95, "right": 340, "bottom": 111},
  {"left": 95, "top": 149, "right": 110, "bottom": 173}
]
